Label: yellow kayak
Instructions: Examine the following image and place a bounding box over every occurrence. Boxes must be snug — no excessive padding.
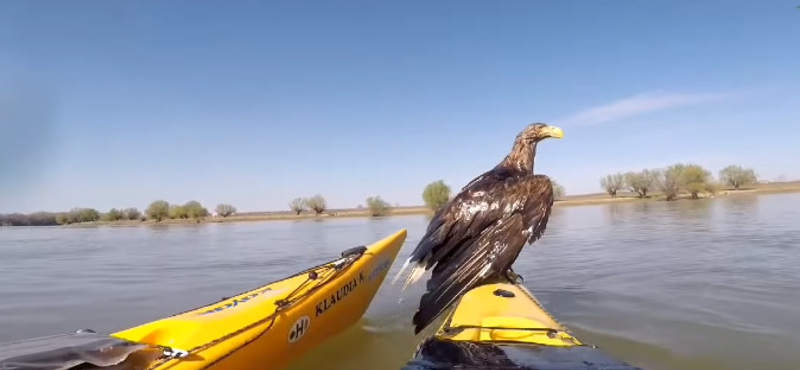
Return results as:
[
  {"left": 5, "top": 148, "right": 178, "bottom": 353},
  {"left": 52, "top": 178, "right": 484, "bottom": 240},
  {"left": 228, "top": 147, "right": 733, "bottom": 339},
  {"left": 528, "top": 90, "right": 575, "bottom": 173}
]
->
[
  {"left": 0, "top": 229, "right": 407, "bottom": 370},
  {"left": 402, "top": 281, "right": 645, "bottom": 370}
]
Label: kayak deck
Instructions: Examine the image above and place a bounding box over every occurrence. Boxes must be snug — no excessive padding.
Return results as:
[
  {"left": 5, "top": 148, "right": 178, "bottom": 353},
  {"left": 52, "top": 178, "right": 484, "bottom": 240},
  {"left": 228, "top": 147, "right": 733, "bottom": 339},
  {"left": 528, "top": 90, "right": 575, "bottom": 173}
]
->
[
  {"left": 435, "top": 282, "right": 581, "bottom": 347},
  {"left": 402, "top": 281, "right": 645, "bottom": 370}
]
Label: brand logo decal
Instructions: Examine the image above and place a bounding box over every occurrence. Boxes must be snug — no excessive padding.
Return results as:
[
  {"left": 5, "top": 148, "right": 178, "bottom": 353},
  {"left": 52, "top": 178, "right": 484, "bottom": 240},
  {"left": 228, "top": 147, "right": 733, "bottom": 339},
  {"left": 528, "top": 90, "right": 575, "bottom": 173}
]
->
[
  {"left": 367, "top": 259, "right": 392, "bottom": 282},
  {"left": 288, "top": 315, "right": 311, "bottom": 343},
  {"left": 199, "top": 287, "right": 285, "bottom": 316}
]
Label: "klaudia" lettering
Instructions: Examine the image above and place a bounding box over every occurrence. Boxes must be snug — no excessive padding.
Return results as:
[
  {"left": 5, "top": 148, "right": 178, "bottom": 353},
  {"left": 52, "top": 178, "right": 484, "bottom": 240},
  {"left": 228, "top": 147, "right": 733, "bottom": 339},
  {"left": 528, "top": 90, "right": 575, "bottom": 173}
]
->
[{"left": 315, "top": 272, "right": 365, "bottom": 316}]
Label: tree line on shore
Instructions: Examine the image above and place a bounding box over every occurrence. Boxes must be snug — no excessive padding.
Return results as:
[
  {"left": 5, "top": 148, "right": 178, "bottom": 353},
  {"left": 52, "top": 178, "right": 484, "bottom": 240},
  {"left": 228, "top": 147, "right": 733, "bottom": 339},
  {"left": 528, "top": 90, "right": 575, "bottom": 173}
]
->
[
  {"left": 283, "top": 177, "right": 567, "bottom": 217},
  {"left": 0, "top": 179, "right": 460, "bottom": 226},
  {"left": 0, "top": 201, "right": 238, "bottom": 227},
  {"left": 288, "top": 181, "right": 450, "bottom": 217},
  {"left": 0, "top": 166, "right": 762, "bottom": 227},
  {"left": 599, "top": 164, "right": 759, "bottom": 201}
]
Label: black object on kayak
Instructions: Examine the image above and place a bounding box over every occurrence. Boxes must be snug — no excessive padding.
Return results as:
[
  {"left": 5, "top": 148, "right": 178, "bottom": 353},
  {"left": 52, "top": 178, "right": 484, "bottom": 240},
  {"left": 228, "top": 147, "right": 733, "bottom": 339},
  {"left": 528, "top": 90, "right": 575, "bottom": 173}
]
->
[{"left": 401, "top": 337, "right": 646, "bottom": 370}]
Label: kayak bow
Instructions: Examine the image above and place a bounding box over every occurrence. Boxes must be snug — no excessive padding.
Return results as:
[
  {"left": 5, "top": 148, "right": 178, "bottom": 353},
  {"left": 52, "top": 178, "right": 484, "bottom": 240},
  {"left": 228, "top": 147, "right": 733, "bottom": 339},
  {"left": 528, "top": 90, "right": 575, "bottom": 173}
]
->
[
  {"left": 402, "top": 281, "right": 645, "bottom": 370},
  {"left": 0, "top": 229, "right": 407, "bottom": 370}
]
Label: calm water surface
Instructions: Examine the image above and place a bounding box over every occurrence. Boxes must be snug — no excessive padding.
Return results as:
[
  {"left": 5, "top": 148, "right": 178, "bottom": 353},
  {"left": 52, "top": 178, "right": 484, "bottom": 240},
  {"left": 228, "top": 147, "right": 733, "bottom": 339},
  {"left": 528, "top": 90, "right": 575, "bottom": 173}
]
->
[{"left": 1, "top": 192, "right": 799, "bottom": 370}]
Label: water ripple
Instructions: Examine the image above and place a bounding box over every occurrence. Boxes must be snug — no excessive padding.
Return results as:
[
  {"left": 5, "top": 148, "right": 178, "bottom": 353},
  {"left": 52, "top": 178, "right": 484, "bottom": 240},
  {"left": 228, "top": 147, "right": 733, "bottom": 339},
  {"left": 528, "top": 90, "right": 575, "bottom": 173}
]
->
[{"left": 1, "top": 193, "right": 799, "bottom": 370}]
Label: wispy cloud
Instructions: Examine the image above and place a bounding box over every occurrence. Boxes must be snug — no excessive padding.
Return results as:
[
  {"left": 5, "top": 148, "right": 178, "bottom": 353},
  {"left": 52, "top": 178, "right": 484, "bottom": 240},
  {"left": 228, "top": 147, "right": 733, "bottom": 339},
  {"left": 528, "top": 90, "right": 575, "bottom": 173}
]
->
[{"left": 555, "top": 90, "right": 737, "bottom": 126}]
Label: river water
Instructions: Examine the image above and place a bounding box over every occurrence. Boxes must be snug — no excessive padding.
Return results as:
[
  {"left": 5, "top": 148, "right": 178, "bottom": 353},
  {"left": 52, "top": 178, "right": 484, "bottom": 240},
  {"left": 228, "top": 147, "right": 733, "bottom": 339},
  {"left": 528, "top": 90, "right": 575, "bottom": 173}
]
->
[{"left": 1, "top": 192, "right": 799, "bottom": 370}]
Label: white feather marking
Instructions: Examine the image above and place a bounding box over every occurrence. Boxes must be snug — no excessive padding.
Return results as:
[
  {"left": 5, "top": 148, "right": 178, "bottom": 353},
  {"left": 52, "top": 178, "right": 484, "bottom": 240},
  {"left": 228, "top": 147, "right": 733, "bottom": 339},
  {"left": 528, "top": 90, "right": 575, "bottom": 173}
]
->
[
  {"left": 390, "top": 258, "right": 411, "bottom": 285},
  {"left": 392, "top": 255, "right": 430, "bottom": 292},
  {"left": 477, "top": 263, "right": 493, "bottom": 279},
  {"left": 457, "top": 200, "right": 501, "bottom": 219},
  {"left": 405, "top": 264, "right": 427, "bottom": 289},
  {"left": 393, "top": 257, "right": 430, "bottom": 303},
  {"left": 459, "top": 201, "right": 486, "bottom": 216},
  {"left": 504, "top": 199, "right": 523, "bottom": 213}
]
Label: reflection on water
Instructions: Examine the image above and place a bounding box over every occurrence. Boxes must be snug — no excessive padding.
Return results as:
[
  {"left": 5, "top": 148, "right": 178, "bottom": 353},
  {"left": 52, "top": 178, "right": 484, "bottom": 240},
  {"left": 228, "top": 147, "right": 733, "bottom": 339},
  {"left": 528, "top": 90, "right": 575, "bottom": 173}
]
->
[
  {"left": 1, "top": 193, "right": 799, "bottom": 370},
  {"left": 718, "top": 193, "right": 760, "bottom": 226},
  {"left": 605, "top": 202, "right": 628, "bottom": 227}
]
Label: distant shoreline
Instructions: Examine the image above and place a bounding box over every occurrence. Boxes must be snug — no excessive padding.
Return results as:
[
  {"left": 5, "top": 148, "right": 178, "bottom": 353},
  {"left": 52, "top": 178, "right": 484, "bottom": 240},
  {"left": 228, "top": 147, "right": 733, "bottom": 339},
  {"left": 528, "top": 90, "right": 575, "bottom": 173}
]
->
[{"left": 59, "top": 181, "right": 800, "bottom": 228}]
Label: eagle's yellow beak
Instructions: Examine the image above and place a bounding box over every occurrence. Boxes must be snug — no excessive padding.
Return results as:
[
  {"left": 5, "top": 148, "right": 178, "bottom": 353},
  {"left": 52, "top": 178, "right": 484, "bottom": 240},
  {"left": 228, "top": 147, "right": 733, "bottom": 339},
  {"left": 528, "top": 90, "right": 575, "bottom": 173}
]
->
[{"left": 542, "top": 125, "right": 564, "bottom": 139}]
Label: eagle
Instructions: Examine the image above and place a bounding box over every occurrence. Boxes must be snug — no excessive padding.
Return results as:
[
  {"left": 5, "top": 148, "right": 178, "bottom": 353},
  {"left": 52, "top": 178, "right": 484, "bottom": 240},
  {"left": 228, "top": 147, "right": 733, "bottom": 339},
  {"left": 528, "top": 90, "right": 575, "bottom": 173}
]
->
[{"left": 392, "top": 123, "right": 564, "bottom": 334}]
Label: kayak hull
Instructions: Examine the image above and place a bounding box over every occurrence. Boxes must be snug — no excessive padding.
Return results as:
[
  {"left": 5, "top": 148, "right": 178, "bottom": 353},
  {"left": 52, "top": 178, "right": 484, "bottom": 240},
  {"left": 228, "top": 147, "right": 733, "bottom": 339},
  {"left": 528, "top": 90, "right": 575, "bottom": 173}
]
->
[
  {"left": 0, "top": 229, "right": 407, "bottom": 370},
  {"left": 402, "top": 281, "right": 645, "bottom": 370},
  {"left": 114, "top": 229, "right": 407, "bottom": 370}
]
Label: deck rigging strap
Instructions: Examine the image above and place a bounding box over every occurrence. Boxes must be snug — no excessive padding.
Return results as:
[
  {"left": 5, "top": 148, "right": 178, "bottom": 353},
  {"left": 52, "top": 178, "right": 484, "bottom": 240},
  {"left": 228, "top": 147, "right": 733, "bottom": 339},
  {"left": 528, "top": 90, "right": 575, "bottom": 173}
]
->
[{"left": 443, "top": 324, "right": 560, "bottom": 336}]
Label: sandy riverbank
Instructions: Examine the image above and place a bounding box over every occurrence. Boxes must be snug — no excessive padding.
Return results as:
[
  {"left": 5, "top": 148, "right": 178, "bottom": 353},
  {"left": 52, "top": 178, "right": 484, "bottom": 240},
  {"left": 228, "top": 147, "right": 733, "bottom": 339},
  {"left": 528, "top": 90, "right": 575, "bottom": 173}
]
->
[{"left": 555, "top": 180, "right": 800, "bottom": 207}]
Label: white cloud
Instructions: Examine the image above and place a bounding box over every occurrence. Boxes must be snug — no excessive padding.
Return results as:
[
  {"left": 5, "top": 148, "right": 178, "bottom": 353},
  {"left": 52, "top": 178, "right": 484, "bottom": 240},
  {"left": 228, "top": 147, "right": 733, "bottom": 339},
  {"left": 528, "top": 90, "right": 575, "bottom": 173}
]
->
[{"left": 555, "top": 90, "right": 735, "bottom": 126}]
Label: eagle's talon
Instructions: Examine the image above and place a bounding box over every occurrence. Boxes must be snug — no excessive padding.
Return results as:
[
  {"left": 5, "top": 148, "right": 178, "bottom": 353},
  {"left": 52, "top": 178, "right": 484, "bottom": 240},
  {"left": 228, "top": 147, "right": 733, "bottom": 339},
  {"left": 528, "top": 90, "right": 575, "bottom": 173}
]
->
[{"left": 506, "top": 269, "right": 524, "bottom": 283}]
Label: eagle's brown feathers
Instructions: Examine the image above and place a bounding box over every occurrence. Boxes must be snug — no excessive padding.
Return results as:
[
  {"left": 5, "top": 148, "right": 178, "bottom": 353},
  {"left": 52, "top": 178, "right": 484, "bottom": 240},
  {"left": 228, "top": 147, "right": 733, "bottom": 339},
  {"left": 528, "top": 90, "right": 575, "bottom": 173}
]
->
[{"left": 393, "top": 123, "right": 563, "bottom": 334}]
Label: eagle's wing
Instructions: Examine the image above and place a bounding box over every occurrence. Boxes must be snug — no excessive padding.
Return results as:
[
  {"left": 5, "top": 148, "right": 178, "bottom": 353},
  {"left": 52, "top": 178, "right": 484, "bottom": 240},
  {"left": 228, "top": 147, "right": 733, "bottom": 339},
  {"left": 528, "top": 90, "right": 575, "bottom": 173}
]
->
[{"left": 411, "top": 213, "right": 529, "bottom": 334}]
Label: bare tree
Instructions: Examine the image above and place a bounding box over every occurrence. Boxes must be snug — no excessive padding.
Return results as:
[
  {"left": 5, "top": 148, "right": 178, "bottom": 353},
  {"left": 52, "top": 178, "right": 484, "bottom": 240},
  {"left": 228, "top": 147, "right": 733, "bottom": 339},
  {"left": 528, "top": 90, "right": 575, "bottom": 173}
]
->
[
  {"left": 289, "top": 198, "right": 306, "bottom": 215},
  {"left": 657, "top": 166, "right": 683, "bottom": 201},
  {"left": 304, "top": 195, "right": 327, "bottom": 215},
  {"left": 215, "top": 204, "right": 236, "bottom": 217},
  {"left": 600, "top": 173, "right": 625, "bottom": 197},
  {"left": 123, "top": 208, "right": 141, "bottom": 220},
  {"left": 719, "top": 165, "right": 758, "bottom": 190},
  {"left": 366, "top": 195, "right": 391, "bottom": 217},
  {"left": 624, "top": 170, "right": 658, "bottom": 198}
]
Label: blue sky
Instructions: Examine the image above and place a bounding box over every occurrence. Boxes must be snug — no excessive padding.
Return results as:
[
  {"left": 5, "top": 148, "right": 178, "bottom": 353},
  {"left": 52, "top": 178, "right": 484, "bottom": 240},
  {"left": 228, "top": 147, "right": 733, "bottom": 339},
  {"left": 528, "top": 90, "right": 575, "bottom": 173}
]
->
[{"left": 1, "top": 1, "right": 799, "bottom": 213}]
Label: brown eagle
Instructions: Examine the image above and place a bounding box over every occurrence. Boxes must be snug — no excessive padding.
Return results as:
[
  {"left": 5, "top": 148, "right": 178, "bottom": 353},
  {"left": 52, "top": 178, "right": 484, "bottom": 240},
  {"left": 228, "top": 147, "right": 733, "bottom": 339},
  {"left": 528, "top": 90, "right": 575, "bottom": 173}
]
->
[{"left": 392, "top": 123, "right": 564, "bottom": 334}]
